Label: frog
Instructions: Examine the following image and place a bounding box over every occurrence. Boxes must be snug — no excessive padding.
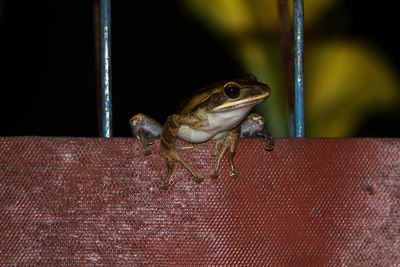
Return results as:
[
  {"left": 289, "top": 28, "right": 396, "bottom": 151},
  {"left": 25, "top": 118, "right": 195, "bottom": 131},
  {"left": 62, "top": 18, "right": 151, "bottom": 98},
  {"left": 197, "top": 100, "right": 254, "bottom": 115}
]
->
[{"left": 130, "top": 74, "right": 273, "bottom": 189}]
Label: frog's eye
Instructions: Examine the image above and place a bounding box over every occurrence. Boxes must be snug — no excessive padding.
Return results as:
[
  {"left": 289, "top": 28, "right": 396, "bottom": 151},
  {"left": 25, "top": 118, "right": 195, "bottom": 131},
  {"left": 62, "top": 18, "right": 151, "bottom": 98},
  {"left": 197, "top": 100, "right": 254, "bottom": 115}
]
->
[{"left": 224, "top": 83, "right": 240, "bottom": 99}]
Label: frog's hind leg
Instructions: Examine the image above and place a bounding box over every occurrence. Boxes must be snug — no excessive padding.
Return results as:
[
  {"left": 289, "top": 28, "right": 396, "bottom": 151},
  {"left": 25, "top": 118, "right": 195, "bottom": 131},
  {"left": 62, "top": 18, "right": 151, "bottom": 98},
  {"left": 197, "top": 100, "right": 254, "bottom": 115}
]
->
[
  {"left": 211, "top": 139, "right": 225, "bottom": 157},
  {"left": 161, "top": 147, "right": 204, "bottom": 189},
  {"left": 210, "top": 146, "right": 227, "bottom": 179},
  {"left": 210, "top": 126, "right": 240, "bottom": 179},
  {"left": 160, "top": 158, "right": 174, "bottom": 190},
  {"left": 175, "top": 155, "right": 204, "bottom": 184},
  {"left": 227, "top": 140, "right": 239, "bottom": 177},
  {"left": 160, "top": 114, "right": 207, "bottom": 189}
]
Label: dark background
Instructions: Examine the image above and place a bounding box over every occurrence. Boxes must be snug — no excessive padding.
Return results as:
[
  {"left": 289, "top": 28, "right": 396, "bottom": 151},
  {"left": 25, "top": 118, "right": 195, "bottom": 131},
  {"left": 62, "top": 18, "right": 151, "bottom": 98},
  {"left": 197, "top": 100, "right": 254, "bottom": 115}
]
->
[{"left": 0, "top": 0, "right": 399, "bottom": 137}]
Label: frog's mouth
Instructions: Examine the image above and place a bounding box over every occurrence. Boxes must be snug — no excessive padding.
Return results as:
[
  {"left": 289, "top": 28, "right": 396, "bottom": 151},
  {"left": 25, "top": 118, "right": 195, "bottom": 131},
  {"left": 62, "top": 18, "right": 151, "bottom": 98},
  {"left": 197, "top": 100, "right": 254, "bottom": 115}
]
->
[{"left": 212, "top": 93, "right": 268, "bottom": 112}]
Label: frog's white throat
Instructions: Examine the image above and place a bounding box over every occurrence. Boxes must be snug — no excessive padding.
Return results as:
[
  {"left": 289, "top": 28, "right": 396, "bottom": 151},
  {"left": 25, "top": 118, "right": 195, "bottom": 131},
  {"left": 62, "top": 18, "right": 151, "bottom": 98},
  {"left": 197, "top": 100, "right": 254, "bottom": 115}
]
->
[
  {"left": 177, "top": 104, "right": 256, "bottom": 144},
  {"left": 206, "top": 105, "right": 254, "bottom": 132}
]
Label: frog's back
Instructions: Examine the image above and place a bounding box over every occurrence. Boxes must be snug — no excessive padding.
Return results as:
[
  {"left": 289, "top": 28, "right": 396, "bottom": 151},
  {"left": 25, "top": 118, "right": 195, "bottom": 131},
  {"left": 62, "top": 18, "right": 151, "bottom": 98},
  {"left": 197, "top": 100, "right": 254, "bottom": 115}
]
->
[{"left": 177, "top": 81, "right": 225, "bottom": 114}]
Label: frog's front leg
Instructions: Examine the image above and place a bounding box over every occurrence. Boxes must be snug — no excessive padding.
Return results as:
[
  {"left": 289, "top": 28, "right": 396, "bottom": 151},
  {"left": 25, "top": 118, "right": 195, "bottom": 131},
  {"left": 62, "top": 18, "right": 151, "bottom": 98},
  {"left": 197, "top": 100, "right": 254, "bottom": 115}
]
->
[
  {"left": 130, "top": 113, "right": 162, "bottom": 156},
  {"left": 240, "top": 112, "right": 274, "bottom": 151},
  {"left": 136, "top": 128, "right": 153, "bottom": 156},
  {"left": 160, "top": 114, "right": 207, "bottom": 190},
  {"left": 210, "top": 126, "right": 241, "bottom": 179}
]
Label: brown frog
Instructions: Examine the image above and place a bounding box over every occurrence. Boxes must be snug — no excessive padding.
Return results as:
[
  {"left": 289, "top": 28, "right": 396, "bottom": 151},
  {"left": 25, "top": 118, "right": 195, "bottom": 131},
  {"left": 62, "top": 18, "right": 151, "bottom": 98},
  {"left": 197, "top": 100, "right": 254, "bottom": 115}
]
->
[{"left": 130, "top": 74, "right": 273, "bottom": 189}]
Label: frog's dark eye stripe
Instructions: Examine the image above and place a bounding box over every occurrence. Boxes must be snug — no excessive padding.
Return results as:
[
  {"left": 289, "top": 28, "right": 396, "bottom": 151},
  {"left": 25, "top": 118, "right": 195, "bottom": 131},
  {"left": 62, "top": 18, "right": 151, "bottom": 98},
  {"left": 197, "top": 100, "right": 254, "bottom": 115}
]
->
[{"left": 224, "top": 84, "right": 240, "bottom": 99}]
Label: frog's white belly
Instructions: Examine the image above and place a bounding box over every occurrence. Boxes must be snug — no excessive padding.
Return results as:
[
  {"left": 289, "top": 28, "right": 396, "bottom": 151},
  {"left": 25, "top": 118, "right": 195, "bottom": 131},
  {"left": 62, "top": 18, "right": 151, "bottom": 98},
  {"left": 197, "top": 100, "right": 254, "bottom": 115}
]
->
[{"left": 177, "top": 107, "right": 252, "bottom": 143}]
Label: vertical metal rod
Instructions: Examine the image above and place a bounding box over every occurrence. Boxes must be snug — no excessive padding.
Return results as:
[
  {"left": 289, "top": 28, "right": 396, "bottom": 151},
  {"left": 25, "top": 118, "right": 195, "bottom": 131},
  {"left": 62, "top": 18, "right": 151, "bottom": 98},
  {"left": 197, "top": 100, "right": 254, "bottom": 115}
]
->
[
  {"left": 278, "top": 0, "right": 295, "bottom": 137},
  {"left": 100, "top": 0, "right": 112, "bottom": 137},
  {"left": 294, "top": 0, "right": 305, "bottom": 137}
]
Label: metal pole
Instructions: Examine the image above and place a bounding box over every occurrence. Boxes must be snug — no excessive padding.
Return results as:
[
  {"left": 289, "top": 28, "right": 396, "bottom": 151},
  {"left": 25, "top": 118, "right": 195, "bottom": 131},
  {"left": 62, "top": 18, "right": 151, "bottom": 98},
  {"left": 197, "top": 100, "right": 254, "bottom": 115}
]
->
[
  {"left": 294, "top": 0, "right": 305, "bottom": 137},
  {"left": 100, "top": 0, "right": 112, "bottom": 138},
  {"left": 278, "top": 0, "right": 295, "bottom": 137}
]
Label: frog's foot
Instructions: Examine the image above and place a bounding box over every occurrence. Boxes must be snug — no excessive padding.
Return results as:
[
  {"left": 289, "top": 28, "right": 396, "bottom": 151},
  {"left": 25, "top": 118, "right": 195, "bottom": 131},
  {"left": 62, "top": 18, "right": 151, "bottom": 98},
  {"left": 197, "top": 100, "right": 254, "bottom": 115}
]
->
[
  {"left": 210, "top": 170, "right": 219, "bottom": 179},
  {"left": 160, "top": 181, "right": 170, "bottom": 190},
  {"left": 260, "top": 129, "right": 274, "bottom": 151},
  {"left": 192, "top": 144, "right": 200, "bottom": 152},
  {"left": 143, "top": 149, "right": 151, "bottom": 156},
  {"left": 194, "top": 175, "right": 204, "bottom": 183},
  {"left": 139, "top": 138, "right": 152, "bottom": 156},
  {"left": 146, "top": 137, "right": 155, "bottom": 145},
  {"left": 136, "top": 128, "right": 154, "bottom": 156},
  {"left": 229, "top": 169, "right": 239, "bottom": 178}
]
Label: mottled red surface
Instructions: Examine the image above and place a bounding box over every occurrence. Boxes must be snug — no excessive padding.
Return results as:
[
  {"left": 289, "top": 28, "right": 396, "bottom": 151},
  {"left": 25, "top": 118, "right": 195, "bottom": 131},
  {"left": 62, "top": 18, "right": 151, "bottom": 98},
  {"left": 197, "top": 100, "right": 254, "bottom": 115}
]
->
[{"left": 1, "top": 137, "right": 399, "bottom": 266}]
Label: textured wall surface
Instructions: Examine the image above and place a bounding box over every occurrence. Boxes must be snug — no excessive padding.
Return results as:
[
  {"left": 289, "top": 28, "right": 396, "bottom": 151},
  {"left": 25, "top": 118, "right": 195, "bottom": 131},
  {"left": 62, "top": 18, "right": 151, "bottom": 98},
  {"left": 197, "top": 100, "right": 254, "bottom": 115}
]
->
[{"left": 1, "top": 137, "right": 399, "bottom": 266}]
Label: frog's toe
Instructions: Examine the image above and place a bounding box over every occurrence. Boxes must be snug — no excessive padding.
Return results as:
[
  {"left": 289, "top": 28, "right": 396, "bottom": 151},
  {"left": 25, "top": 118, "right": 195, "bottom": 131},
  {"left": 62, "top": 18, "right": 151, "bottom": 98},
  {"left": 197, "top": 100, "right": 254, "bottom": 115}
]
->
[
  {"left": 264, "top": 138, "right": 274, "bottom": 151},
  {"left": 229, "top": 169, "right": 239, "bottom": 178},
  {"left": 143, "top": 149, "right": 152, "bottom": 156},
  {"left": 194, "top": 175, "right": 204, "bottom": 183},
  {"left": 210, "top": 171, "right": 219, "bottom": 179},
  {"left": 263, "top": 131, "right": 274, "bottom": 151},
  {"left": 146, "top": 137, "right": 155, "bottom": 145},
  {"left": 193, "top": 144, "right": 200, "bottom": 152},
  {"left": 265, "top": 145, "right": 274, "bottom": 151},
  {"left": 160, "top": 181, "right": 170, "bottom": 190}
]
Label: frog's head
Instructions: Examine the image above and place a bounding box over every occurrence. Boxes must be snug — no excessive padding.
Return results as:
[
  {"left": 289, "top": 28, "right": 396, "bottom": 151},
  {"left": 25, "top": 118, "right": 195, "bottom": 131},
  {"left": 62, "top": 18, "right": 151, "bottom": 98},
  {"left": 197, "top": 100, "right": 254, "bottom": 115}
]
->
[{"left": 206, "top": 74, "right": 270, "bottom": 113}]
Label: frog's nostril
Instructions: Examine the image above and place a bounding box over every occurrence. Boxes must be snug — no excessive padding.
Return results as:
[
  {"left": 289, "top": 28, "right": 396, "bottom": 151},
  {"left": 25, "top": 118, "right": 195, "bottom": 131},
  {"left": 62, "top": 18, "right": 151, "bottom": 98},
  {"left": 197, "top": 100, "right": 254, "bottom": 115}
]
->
[{"left": 262, "top": 85, "right": 271, "bottom": 94}]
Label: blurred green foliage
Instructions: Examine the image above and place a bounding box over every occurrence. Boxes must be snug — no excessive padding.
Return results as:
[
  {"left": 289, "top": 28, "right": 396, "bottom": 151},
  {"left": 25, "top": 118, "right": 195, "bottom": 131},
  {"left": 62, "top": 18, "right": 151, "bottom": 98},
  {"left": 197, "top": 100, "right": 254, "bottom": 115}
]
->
[{"left": 181, "top": 0, "right": 400, "bottom": 137}]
